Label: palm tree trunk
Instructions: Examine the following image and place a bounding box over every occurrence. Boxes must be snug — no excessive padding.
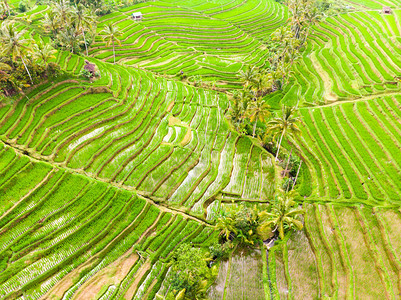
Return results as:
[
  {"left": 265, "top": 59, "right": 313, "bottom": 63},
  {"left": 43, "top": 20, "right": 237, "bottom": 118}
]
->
[
  {"left": 275, "top": 130, "right": 285, "bottom": 160},
  {"left": 293, "top": 160, "right": 302, "bottom": 186},
  {"left": 21, "top": 57, "right": 33, "bottom": 85},
  {"left": 113, "top": 40, "right": 116, "bottom": 64},
  {"left": 253, "top": 120, "right": 257, "bottom": 137},
  {"left": 283, "top": 147, "right": 292, "bottom": 176},
  {"left": 82, "top": 28, "right": 88, "bottom": 56}
]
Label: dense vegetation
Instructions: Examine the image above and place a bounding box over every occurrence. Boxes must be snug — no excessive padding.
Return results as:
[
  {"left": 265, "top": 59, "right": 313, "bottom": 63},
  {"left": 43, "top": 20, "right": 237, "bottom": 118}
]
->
[{"left": 0, "top": 0, "right": 401, "bottom": 299}]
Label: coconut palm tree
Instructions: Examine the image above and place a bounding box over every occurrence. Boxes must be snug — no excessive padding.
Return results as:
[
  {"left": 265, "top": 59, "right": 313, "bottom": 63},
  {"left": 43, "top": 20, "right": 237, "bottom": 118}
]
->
[
  {"left": 267, "top": 106, "right": 301, "bottom": 160},
  {"left": 228, "top": 90, "right": 250, "bottom": 132},
  {"left": 239, "top": 66, "right": 257, "bottom": 89},
  {"left": 57, "top": 27, "right": 81, "bottom": 53},
  {"left": 71, "top": 4, "right": 96, "bottom": 56},
  {"left": 257, "top": 193, "right": 304, "bottom": 240},
  {"left": 101, "top": 23, "right": 122, "bottom": 64},
  {"left": 215, "top": 213, "right": 236, "bottom": 242},
  {"left": 247, "top": 97, "right": 270, "bottom": 137},
  {"left": 0, "top": 60, "right": 11, "bottom": 75},
  {"left": 228, "top": 98, "right": 244, "bottom": 132},
  {"left": 0, "top": 21, "right": 33, "bottom": 84},
  {"left": 42, "top": 11, "right": 60, "bottom": 37},
  {"left": 31, "top": 39, "right": 57, "bottom": 71},
  {"left": 53, "top": 0, "right": 72, "bottom": 27}
]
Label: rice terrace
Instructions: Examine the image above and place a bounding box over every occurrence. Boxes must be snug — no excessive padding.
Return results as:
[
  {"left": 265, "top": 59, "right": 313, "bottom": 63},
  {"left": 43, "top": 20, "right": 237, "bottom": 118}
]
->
[{"left": 1, "top": 0, "right": 401, "bottom": 298}]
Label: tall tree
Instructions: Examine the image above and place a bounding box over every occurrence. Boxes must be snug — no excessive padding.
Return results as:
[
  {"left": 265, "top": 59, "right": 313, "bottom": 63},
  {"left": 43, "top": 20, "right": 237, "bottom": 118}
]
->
[
  {"left": 57, "top": 27, "right": 81, "bottom": 53},
  {"left": 42, "top": 11, "right": 60, "bottom": 37},
  {"left": 32, "top": 39, "right": 57, "bottom": 70},
  {"left": 239, "top": 66, "right": 257, "bottom": 89},
  {"left": 101, "top": 23, "right": 122, "bottom": 64},
  {"left": 71, "top": 4, "right": 96, "bottom": 56},
  {"left": 53, "top": 0, "right": 72, "bottom": 27},
  {"left": 257, "top": 193, "right": 304, "bottom": 240},
  {"left": 215, "top": 212, "right": 237, "bottom": 242},
  {"left": 267, "top": 106, "right": 301, "bottom": 160},
  {"left": 247, "top": 97, "right": 270, "bottom": 137},
  {"left": 0, "top": 21, "right": 33, "bottom": 84}
]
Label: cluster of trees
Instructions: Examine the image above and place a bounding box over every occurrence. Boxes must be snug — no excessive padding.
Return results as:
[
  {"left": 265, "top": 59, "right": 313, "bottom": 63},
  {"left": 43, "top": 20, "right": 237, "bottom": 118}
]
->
[
  {"left": 229, "top": 91, "right": 301, "bottom": 157},
  {"left": 161, "top": 193, "right": 304, "bottom": 300},
  {"left": 229, "top": 89, "right": 302, "bottom": 189},
  {"left": 160, "top": 244, "right": 218, "bottom": 300},
  {"left": 228, "top": 0, "right": 323, "bottom": 189},
  {"left": 41, "top": 0, "right": 97, "bottom": 55},
  {"left": 215, "top": 193, "right": 304, "bottom": 247},
  {"left": 264, "top": 0, "right": 320, "bottom": 92},
  {"left": 0, "top": 0, "right": 111, "bottom": 97},
  {"left": 0, "top": 21, "right": 58, "bottom": 96}
]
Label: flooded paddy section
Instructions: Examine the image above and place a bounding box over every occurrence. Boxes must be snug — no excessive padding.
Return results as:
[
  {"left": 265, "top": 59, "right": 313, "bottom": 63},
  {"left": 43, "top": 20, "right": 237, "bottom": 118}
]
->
[{"left": 209, "top": 248, "right": 265, "bottom": 300}]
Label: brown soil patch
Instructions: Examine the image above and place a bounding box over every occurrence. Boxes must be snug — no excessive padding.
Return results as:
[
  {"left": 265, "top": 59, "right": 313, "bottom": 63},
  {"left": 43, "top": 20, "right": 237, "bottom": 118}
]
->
[
  {"left": 168, "top": 115, "right": 182, "bottom": 126},
  {"left": 167, "top": 99, "right": 175, "bottom": 112},
  {"left": 123, "top": 259, "right": 152, "bottom": 299},
  {"left": 71, "top": 251, "right": 139, "bottom": 300},
  {"left": 40, "top": 260, "right": 96, "bottom": 300},
  {"left": 180, "top": 127, "right": 192, "bottom": 146}
]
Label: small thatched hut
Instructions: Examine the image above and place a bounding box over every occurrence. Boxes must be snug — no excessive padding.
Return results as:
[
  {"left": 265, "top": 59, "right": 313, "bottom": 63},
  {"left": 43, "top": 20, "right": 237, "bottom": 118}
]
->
[
  {"left": 84, "top": 60, "right": 96, "bottom": 76},
  {"left": 382, "top": 6, "right": 392, "bottom": 14}
]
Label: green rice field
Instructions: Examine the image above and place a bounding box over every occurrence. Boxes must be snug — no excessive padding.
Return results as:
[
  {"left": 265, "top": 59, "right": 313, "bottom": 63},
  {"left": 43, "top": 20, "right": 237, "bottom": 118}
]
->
[{"left": 1, "top": 0, "right": 401, "bottom": 299}]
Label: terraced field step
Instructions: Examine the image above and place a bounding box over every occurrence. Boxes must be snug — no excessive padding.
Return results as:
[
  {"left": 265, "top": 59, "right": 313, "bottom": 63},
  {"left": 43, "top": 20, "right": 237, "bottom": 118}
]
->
[
  {"left": 265, "top": 9, "right": 401, "bottom": 107},
  {"left": 0, "top": 60, "right": 275, "bottom": 218},
  {"left": 0, "top": 142, "right": 216, "bottom": 299},
  {"left": 270, "top": 203, "right": 401, "bottom": 299},
  {"left": 90, "top": 0, "right": 286, "bottom": 87},
  {"left": 294, "top": 95, "right": 401, "bottom": 205}
]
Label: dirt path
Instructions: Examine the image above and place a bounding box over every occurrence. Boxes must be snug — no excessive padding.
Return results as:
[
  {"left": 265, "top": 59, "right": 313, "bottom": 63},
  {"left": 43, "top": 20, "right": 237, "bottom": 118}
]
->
[
  {"left": 123, "top": 259, "right": 152, "bottom": 299},
  {"left": 40, "top": 260, "right": 96, "bottom": 300},
  {"left": 300, "top": 91, "right": 401, "bottom": 110},
  {"left": 72, "top": 251, "right": 139, "bottom": 300}
]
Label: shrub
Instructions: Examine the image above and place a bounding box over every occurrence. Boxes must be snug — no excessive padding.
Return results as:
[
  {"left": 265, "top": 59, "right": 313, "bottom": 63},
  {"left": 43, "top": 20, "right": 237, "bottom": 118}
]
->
[
  {"left": 168, "top": 243, "right": 214, "bottom": 299},
  {"left": 209, "top": 241, "right": 230, "bottom": 260},
  {"left": 81, "top": 69, "right": 93, "bottom": 79},
  {"left": 18, "top": 0, "right": 30, "bottom": 12}
]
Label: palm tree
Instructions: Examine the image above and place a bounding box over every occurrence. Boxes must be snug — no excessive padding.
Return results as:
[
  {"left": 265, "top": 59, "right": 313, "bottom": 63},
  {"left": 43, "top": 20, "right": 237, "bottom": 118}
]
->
[
  {"left": 57, "top": 27, "right": 81, "bottom": 53},
  {"left": 53, "top": 0, "right": 72, "bottom": 27},
  {"left": 267, "top": 106, "right": 301, "bottom": 160},
  {"left": 215, "top": 213, "right": 236, "bottom": 242},
  {"left": 101, "top": 23, "right": 122, "bottom": 64},
  {"left": 32, "top": 39, "right": 57, "bottom": 70},
  {"left": 239, "top": 66, "right": 257, "bottom": 89},
  {"left": 247, "top": 97, "right": 270, "bottom": 137},
  {"left": 71, "top": 4, "right": 96, "bottom": 56},
  {"left": 228, "top": 90, "right": 250, "bottom": 132},
  {"left": 257, "top": 193, "right": 304, "bottom": 240},
  {"left": 42, "top": 11, "right": 60, "bottom": 37},
  {"left": 228, "top": 98, "right": 243, "bottom": 132},
  {"left": 0, "top": 21, "right": 33, "bottom": 84}
]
